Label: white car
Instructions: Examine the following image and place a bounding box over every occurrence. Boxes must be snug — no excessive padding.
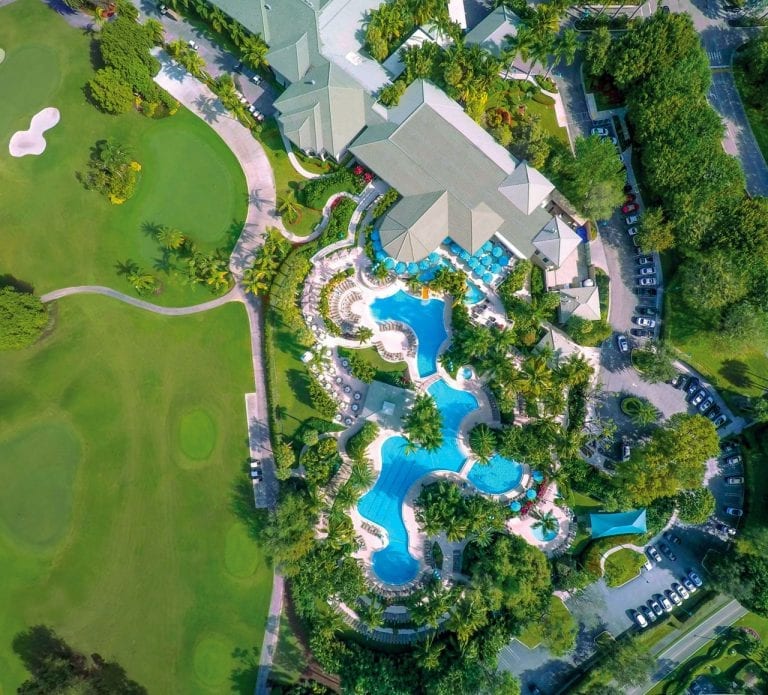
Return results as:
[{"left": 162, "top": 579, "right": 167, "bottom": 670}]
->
[
  {"left": 682, "top": 577, "right": 696, "bottom": 593},
  {"left": 673, "top": 582, "right": 689, "bottom": 600},
  {"left": 667, "top": 589, "right": 682, "bottom": 606},
  {"left": 627, "top": 226, "right": 639, "bottom": 236},
  {"left": 626, "top": 215, "right": 639, "bottom": 225},
  {"left": 188, "top": 40, "right": 199, "bottom": 50},
  {"left": 251, "top": 73, "right": 262, "bottom": 84},
  {"left": 659, "top": 594, "right": 673, "bottom": 612},
  {"left": 637, "top": 277, "right": 657, "bottom": 286},
  {"left": 634, "top": 317, "right": 656, "bottom": 328},
  {"left": 591, "top": 126, "right": 610, "bottom": 137},
  {"left": 632, "top": 610, "right": 648, "bottom": 628},
  {"left": 617, "top": 334, "right": 630, "bottom": 353},
  {"left": 638, "top": 266, "right": 656, "bottom": 276}
]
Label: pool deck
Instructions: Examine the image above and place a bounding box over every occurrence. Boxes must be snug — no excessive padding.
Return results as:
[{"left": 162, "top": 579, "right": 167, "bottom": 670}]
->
[{"left": 303, "top": 233, "right": 579, "bottom": 590}]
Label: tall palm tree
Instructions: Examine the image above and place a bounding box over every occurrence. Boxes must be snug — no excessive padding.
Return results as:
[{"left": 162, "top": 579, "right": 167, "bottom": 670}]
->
[
  {"left": 209, "top": 6, "right": 229, "bottom": 34},
  {"left": 127, "top": 270, "right": 157, "bottom": 295},
  {"left": 241, "top": 35, "right": 269, "bottom": 69},
  {"left": 242, "top": 267, "right": 270, "bottom": 295},
  {"left": 558, "top": 353, "right": 593, "bottom": 386},
  {"left": 156, "top": 226, "right": 185, "bottom": 250},
  {"left": 531, "top": 509, "right": 559, "bottom": 537},
  {"left": 277, "top": 192, "right": 301, "bottom": 224},
  {"left": 545, "top": 28, "right": 579, "bottom": 78},
  {"left": 527, "top": 29, "right": 555, "bottom": 78},
  {"left": 520, "top": 355, "right": 553, "bottom": 401},
  {"left": 359, "top": 596, "right": 385, "bottom": 629},
  {"left": 502, "top": 25, "right": 535, "bottom": 78},
  {"left": 356, "top": 326, "right": 374, "bottom": 344}
]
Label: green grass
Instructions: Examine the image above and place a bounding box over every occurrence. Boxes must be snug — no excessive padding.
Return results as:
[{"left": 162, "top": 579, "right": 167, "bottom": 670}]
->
[
  {"left": 256, "top": 119, "right": 322, "bottom": 237},
  {"left": 567, "top": 491, "right": 603, "bottom": 554},
  {"left": 0, "top": 0, "right": 247, "bottom": 306},
  {"left": 603, "top": 548, "right": 645, "bottom": 587},
  {"left": 737, "top": 424, "right": 768, "bottom": 554},
  {"left": 270, "top": 614, "right": 309, "bottom": 685},
  {"left": 338, "top": 345, "right": 408, "bottom": 386},
  {"left": 662, "top": 272, "right": 768, "bottom": 405},
  {"left": 0, "top": 296, "right": 271, "bottom": 692},
  {"left": 525, "top": 98, "right": 570, "bottom": 145},
  {"left": 734, "top": 62, "right": 768, "bottom": 163}
]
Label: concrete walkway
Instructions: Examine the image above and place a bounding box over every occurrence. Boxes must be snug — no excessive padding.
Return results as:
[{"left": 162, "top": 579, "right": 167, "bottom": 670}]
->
[
  {"left": 40, "top": 285, "right": 239, "bottom": 313},
  {"left": 279, "top": 128, "right": 322, "bottom": 180}
]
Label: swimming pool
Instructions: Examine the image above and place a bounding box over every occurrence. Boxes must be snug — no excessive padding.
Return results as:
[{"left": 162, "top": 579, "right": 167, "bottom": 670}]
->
[
  {"left": 465, "top": 279, "right": 485, "bottom": 305},
  {"left": 370, "top": 290, "right": 447, "bottom": 378},
  {"left": 358, "top": 379, "right": 479, "bottom": 585},
  {"left": 467, "top": 453, "right": 524, "bottom": 495},
  {"left": 532, "top": 519, "right": 560, "bottom": 542}
]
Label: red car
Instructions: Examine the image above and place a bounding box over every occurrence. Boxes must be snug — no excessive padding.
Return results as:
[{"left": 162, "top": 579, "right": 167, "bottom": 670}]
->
[{"left": 622, "top": 203, "right": 639, "bottom": 214}]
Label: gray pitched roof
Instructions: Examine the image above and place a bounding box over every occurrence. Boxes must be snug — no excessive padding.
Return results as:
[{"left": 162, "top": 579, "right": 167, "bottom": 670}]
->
[
  {"left": 533, "top": 216, "right": 582, "bottom": 267},
  {"left": 274, "top": 62, "right": 381, "bottom": 159},
  {"left": 379, "top": 192, "right": 449, "bottom": 261},
  {"left": 465, "top": 6, "right": 521, "bottom": 58},
  {"left": 499, "top": 161, "right": 555, "bottom": 215},
  {"left": 350, "top": 80, "right": 556, "bottom": 260},
  {"left": 559, "top": 285, "right": 601, "bottom": 322}
]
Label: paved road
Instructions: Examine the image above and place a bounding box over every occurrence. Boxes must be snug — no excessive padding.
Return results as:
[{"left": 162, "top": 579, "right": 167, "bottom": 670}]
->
[
  {"left": 625, "top": 598, "right": 747, "bottom": 695},
  {"left": 40, "top": 285, "right": 239, "bottom": 313}
]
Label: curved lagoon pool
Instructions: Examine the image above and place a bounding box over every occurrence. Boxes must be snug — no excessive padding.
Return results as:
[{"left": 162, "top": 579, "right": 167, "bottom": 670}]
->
[
  {"left": 467, "top": 453, "right": 524, "bottom": 495},
  {"left": 370, "top": 290, "right": 447, "bottom": 377},
  {"left": 358, "top": 379, "right": 478, "bottom": 585}
]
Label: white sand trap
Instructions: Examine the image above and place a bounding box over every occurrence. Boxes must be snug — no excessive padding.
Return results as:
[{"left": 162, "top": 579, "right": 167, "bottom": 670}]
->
[
  {"left": 0, "top": 48, "right": 6, "bottom": 64},
  {"left": 9, "top": 107, "right": 60, "bottom": 157}
]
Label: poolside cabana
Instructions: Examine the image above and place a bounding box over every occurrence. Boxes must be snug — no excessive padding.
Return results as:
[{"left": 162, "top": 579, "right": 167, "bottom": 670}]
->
[{"left": 588, "top": 509, "right": 647, "bottom": 539}]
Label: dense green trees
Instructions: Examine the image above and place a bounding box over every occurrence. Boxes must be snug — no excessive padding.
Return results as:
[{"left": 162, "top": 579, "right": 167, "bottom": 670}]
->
[
  {"left": 469, "top": 424, "right": 498, "bottom": 463},
  {"left": 88, "top": 67, "right": 135, "bottom": 114},
  {"left": 403, "top": 393, "right": 443, "bottom": 451},
  {"left": 83, "top": 139, "right": 140, "bottom": 204},
  {"left": 0, "top": 286, "right": 48, "bottom": 350},
  {"left": 616, "top": 413, "right": 719, "bottom": 505},
  {"left": 597, "top": 637, "right": 656, "bottom": 687},
  {"left": 346, "top": 421, "right": 379, "bottom": 461},
  {"left": 676, "top": 488, "right": 715, "bottom": 525},
  {"left": 243, "top": 227, "right": 291, "bottom": 296},
  {"left": 709, "top": 550, "right": 768, "bottom": 617},
  {"left": 632, "top": 341, "right": 676, "bottom": 384}
]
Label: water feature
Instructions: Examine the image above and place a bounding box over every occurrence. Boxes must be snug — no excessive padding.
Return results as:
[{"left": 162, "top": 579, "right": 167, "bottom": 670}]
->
[
  {"left": 532, "top": 519, "right": 560, "bottom": 542},
  {"left": 467, "top": 453, "right": 524, "bottom": 495}
]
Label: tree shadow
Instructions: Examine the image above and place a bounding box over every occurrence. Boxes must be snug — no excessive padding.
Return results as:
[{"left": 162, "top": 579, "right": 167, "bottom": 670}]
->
[
  {"left": 115, "top": 259, "right": 139, "bottom": 277},
  {"left": 229, "top": 645, "right": 260, "bottom": 695},
  {"left": 0, "top": 274, "right": 35, "bottom": 293},
  {"left": 141, "top": 220, "right": 162, "bottom": 239},
  {"left": 230, "top": 471, "right": 268, "bottom": 544},
  {"left": 719, "top": 359, "right": 754, "bottom": 390},
  {"left": 153, "top": 250, "right": 174, "bottom": 274},
  {"left": 194, "top": 93, "right": 226, "bottom": 123}
]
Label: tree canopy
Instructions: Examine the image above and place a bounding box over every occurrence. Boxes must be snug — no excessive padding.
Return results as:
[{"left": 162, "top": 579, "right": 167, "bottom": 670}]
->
[
  {"left": 0, "top": 286, "right": 48, "bottom": 350},
  {"left": 403, "top": 393, "right": 443, "bottom": 451}
]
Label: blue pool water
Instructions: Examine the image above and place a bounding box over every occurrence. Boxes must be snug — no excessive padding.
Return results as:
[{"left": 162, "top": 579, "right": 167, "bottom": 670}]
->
[
  {"left": 467, "top": 453, "right": 524, "bottom": 495},
  {"left": 462, "top": 366, "right": 473, "bottom": 379},
  {"left": 370, "top": 290, "right": 447, "bottom": 377},
  {"left": 358, "top": 379, "right": 479, "bottom": 585},
  {"left": 465, "top": 279, "right": 485, "bottom": 305},
  {"left": 417, "top": 259, "right": 486, "bottom": 306},
  {"left": 532, "top": 519, "right": 560, "bottom": 542}
]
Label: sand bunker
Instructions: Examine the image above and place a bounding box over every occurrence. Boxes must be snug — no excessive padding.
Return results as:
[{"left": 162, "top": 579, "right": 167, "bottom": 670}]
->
[
  {"left": 9, "top": 107, "right": 60, "bottom": 157},
  {"left": 0, "top": 48, "right": 6, "bottom": 64}
]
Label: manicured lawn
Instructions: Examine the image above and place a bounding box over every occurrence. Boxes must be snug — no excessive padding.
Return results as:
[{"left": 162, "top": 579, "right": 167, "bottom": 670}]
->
[
  {"left": 270, "top": 614, "right": 309, "bottom": 685},
  {"left": 517, "top": 596, "right": 570, "bottom": 648},
  {"left": 256, "top": 119, "right": 323, "bottom": 237},
  {"left": 662, "top": 271, "right": 768, "bottom": 404},
  {"left": 338, "top": 345, "right": 408, "bottom": 386},
  {"left": 525, "top": 98, "right": 570, "bottom": 146},
  {"left": 603, "top": 548, "right": 645, "bottom": 587},
  {"left": 0, "top": 0, "right": 247, "bottom": 306},
  {"left": 0, "top": 296, "right": 271, "bottom": 692}
]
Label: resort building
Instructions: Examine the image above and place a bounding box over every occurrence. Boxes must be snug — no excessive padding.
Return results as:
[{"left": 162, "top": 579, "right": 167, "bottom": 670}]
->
[{"left": 210, "top": 0, "right": 584, "bottom": 268}]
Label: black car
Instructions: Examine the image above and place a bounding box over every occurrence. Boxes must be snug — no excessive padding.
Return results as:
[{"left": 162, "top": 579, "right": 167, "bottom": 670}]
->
[
  {"left": 685, "top": 378, "right": 700, "bottom": 399},
  {"left": 707, "top": 405, "right": 722, "bottom": 421},
  {"left": 663, "top": 531, "right": 681, "bottom": 545},
  {"left": 637, "top": 305, "right": 659, "bottom": 316},
  {"left": 671, "top": 374, "right": 688, "bottom": 389},
  {"left": 636, "top": 255, "right": 654, "bottom": 266},
  {"left": 660, "top": 542, "right": 678, "bottom": 561},
  {"left": 636, "top": 287, "right": 659, "bottom": 297},
  {"left": 630, "top": 328, "right": 652, "bottom": 338},
  {"left": 624, "top": 183, "right": 633, "bottom": 194}
]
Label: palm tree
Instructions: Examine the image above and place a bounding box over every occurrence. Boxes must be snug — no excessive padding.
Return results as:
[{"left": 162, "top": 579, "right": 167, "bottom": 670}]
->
[
  {"left": 527, "top": 29, "right": 555, "bottom": 78},
  {"left": 242, "top": 267, "right": 270, "bottom": 295},
  {"left": 209, "top": 6, "right": 229, "bottom": 34},
  {"left": 468, "top": 424, "right": 497, "bottom": 464},
  {"left": 627, "top": 398, "right": 659, "bottom": 427},
  {"left": 558, "top": 353, "right": 593, "bottom": 386},
  {"left": 156, "top": 225, "right": 185, "bottom": 250},
  {"left": 127, "top": 269, "right": 157, "bottom": 295},
  {"left": 520, "top": 355, "right": 553, "bottom": 401},
  {"left": 348, "top": 459, "right": 374, "bottom": 491},
  {"left": 277, "top": 192, "right": 301, "bottom": 224},
  {"left": 358, "top": 595, "right": 385, "bottom": 629},
  {"left": 531, "top": 509, "right": 559, "bottom": 537},
  {"left": 502, "top": 25, "right": 536, "bottom": 78},
  {"left": 356, "top": 326, "right": 374, "bottom": 344},
  {"left": 241, "top": 35, "right": 269, "bottom": 69},
  {"left": 447, "top": 594, "right": 487, "bottom": 652},
  {"left": 545, "top": 28, "right": 579, "bottom": 78},
  {"left": 115, "top": 258, "right": 139, "bottom": 277}
]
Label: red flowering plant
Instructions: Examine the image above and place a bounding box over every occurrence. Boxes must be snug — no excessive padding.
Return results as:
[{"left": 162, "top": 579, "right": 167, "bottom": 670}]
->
[{"left": 353, "top": 165, "right": 364, "bottom": 176}]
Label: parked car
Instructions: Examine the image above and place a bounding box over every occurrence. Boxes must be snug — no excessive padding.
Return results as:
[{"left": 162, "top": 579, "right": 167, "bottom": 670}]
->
[
  {"left": 617, "top": 334, "right": 630, "bottom": 353},
  {"left": 624, "top": 183, "right": 634, "bottom": 194},
  {"left": 685, "top": 378, "right": 701, "bottom": 398},
  {"left": 591, "top": 126, "right": 610, "bottom": 136},
  {"left": 626, "top": 214, "right": 639, "bottom": 225},
  {"left": 647, "top": 545, "right": 662, "bottom": 563},
  {"left": 622, "top": 203, "right": 640, "bottom": 214},
  {"left": 690, "top": 389, "right": 707, "bottom": 407},
  {"left": 626, "top": 193, "right": 637, "bottom": 203},
  {"left": 663, "top": 531, "right": 681, "bottom": 545},
  {"left": 688, "top": 570, "right": 703, "bottom": 588},
  {"left": 637, "top": 267, "right": 656, "bottom": 277},
  {"left": 648, "top": 598, "right": 663, "bottom": 616},
  {"left": 636, "top": 287, "right": 659, "bottom": 297},
  {"left": 682, "top": 577, "right": 696, "bottom": 593},
  {"left": 667, "top": 589, "right": 682, "bottom": 606},
  {"left": 251, "top": 73, "right": 262, "bottom": 84},
  {"left": 698, "top": 396, "right": 714, "bottom": 413},
  {"left": 188, "top": 40, "right": 199, "bottom": 50},
  {"left": 713, "top": 414, "right": 728, "bottom": 428},
  {"left": 627, "top": 226, "right": 639, "bottom": 236},
  {"left": 621, "top": 440, "right": 631, "bottom": 462},
  {"left": 673, "top": 374, "right": 690, "bottom": 390},
  {"left": 660, "top": 543, "right": 677, "bottom": 561},
  {"left": 707, "top": 405, "right": 722, "bottom": 420},
  {"left": 637, "top": 277, "right": 657, "bottom": 286},
  {"left": 640, "top": 604, "right": 656, "bottom": 623},
  {"left": 725, "top": 507, "right": 744, "bottom": 517},
  {"left": 636, "top": 255, "right": 654, "bottom": 265},
  {"left": 673, "top": 582, "right": 690, "bottom": 600},
  {"left": 634, "top": 316, "right": 657, "bottom": 328},
  {"left": 726, "top": 476, "right": 744, "bottom": 485},
  {"left": 631, "top": 328, "right": 652, "bottom": 338},
  {"left": 722, "top": 441, "right": 739, "bottom": 454},
  {"left": 632, "top": 609, "right": 648, "bottom": 628},
  {"left": 643, "top": 556, "right": 653, "bottom": 571},
  {"left": 637, "top": 305, "right": 658, "bottom": 317},
  {"left": 725, "top": 454, "right": 742, "bottom": 466},
  {"left": 658, "top": 594, "right": 673, "bottom": 612}
]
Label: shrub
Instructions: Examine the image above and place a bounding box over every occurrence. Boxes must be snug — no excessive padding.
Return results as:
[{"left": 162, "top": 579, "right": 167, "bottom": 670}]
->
[
  {"left": 320, "top": 197, "right": 356, "bottom": 244},
  {"left": 532, "top": 91, "right": 555, "bottom": 106},
  {"left": 379, "top": 80, "right": 406, "bottom": 106},
  {"left": 308, "top": 374, "right": 338, "bottom": 413},
  {"left": 371, "top": 188, "right": 400, "bottom": 219},
  {"left": 498, "top": 260, "right": 531, "bottom": 306},
  {"left": 301, "top": 170, "right": 358, "bottom": 209},
  {"left": 301, "top": 437, "right": 341, "bottom": 486},
  {"left": 83, "top": 139, "right": 140, "bottom": 203},
  {"left": 565, "top": 316, "right": 613, "bottom": 347},
  {"left": 318, "top": 268, "right": 354, "bottom": 336},
  {"left": 347, "top": 421, "right": 380, "bottom": 461},
  {"left": 0, "top": 286, "right": 48, "bottom": 350},
  {"left": 348, "top": 353, "right": 377, "bottom": 383},
  {"left": 534, "top": 75, "right": 558, "bottom": 93},
  {"left": 88, "top": 68, "right": 135, "bottom": 114}
]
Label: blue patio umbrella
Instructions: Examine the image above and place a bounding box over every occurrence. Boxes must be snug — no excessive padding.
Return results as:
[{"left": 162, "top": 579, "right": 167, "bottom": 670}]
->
[
  {"left": 395, "top": 261, "right": 407, "bottom": 274},
  {"left": 384, "top": 257, "right": 395, "bottom": 269},
  {"left": 451, "top": 244, "right": 461, "bottom": 254},
  {"left": 459, "top": 250, "right": 471, "bottom": 261},
  {"left": 372, "top": 230, "right": 380, "bottom": 242},
  {"left": 510, "top": 500, "right": 522, "bottom": 512},
  {"left": 375, "top": 250, "right": 386, "bottom": 261},
  {"left": 480, "top": 255, "right": 491, "bottom": 267},
  {"left": 526, "top": 488, "right": 537, "bottom": 500},
  {"left": 482, "top": 241, "right": 493, "bottom": 252},
  {"left": 482, "top": 272, "right": 493, "bottom": 283},
  {"left": 492, "top": 245, "right": 503, "bottom": 257},
  {"left": 468, "top": 257, "right": 480, "bottom": 269},
  {"left": 473, "top": 268, "right": 483, "bottom": 278},
  {"left": 428, "top": 252, "right": 440, "bottom": 263},
  {"left": 443, "top": 237, "right": 452, "bottom": 245},
  {"left": 490, "top": 263, "right": 501, "bottom": 274},
  {"left": 407, "top": 262, "right": 419, "bottom": 274},
  {"left": 373, "top": 238, "right": 383, "bottom": 252},
  {"left": 419, "top": 258, "right": 431, "bottom": 270},
  {"left": 532, "top": 470, "right": 544, "bottom": 483},
  {"left": 498, "top": 256, "right": 509, "bottom": 267}
]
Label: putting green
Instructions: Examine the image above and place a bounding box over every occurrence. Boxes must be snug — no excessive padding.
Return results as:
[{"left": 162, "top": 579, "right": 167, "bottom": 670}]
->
[
  {"left": 178, "top": 408, "right": 217, "bottom": 461},
  {"left": 193, "top": 634, "right": 233, "bottom": 687},
  {"left": 224, "top": 523, "right": 261, "bottom": 578},
  {"left": 0, "top": 419, "right": 80, "bottom": 550}
]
